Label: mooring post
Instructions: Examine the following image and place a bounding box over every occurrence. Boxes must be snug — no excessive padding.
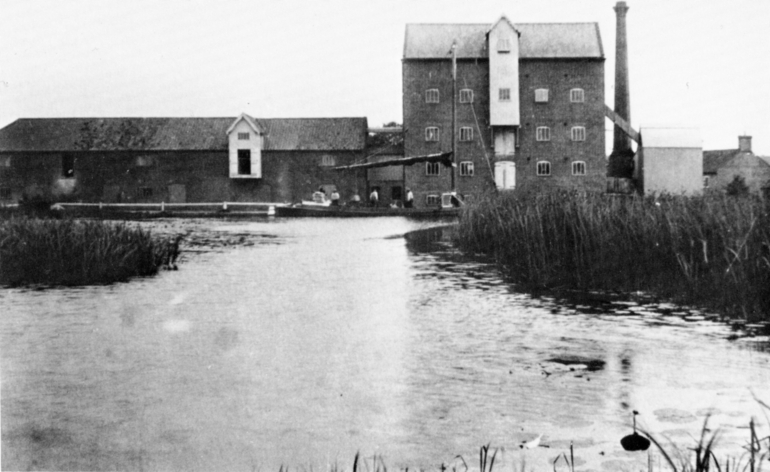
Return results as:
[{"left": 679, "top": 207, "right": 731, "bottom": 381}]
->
[
  {"left": 161, "top": 201, "right": 165, "bottom": 212},
  {"left": 268, "top": 205, "right": 275, "bottom": 217},
  {"left": 223, "top": 202, "right": 228, "bottom": 211}
]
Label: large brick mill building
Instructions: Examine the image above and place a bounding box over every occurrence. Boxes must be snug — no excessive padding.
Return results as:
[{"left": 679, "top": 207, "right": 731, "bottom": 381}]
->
[{"left": 402, "top": 17, "right": 607, "bottom": 206}]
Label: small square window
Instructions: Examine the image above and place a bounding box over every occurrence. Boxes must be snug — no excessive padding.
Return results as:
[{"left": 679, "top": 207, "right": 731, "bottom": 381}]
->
[
  {"left": 572, "top": 161, "right": 586, "bottom": 175},
  {"left": 570, "top": 89, "right": 585, "bottom": 103},
  {"left": 426, "top": 162, "right": 440, "bottom": 176},
  {"left": 497, "top": 38, "right": 511, "bottom": 52},
  {"left": 0, "top": 187, "right": 12, "bottom": 200},
  {"left": 426, "top": 194, "right": 441, "bottom": 206},
  {"left": 141, "top": 187, "right": 153, "bottom": 198},
  {"left": 703, "top": 176, "right": 710, "bottom": 188},
  {"left": 425, "top": 127, "right": 440, "bottom": 142},
  {"left": 320, "top": 155, "right": 336, "bottom": 166},
  {"left": 571, "top": 126, "right": 586, "bottom": 141},
  {"left": 536, "top": 127, "right": 551, "bottom": 142},
  {"left": 426, "top": 89, "right": 440, "bottom": 103},
  {"left": 459, "top": 127, "right": 473, "bottom": 142},
  {"left": 460, "top": 161, "right": 474, "bottom": 176},
  {"left": 535, "top": 89, "right": 549, "bottom": 103},
  {"left": 459, "top": 89, "right": 474, "bottom": 103},
  {"left": 238, "top": 132, "right": 250, "bottom": 140},
  {"left": 499, "top": 88, "right": 511, "bottom": 101},
  {"left": 135, "top": 155, "right": 155, "bottom": 167},
  {"left": 537, "top": 161, "right": 551, "bottom": 176},
  {"left": 238, "top": 149, "right": 251, "bottom": 175},
  {"left": 0, "top": 156, "right": 10, "bottom": 167}
]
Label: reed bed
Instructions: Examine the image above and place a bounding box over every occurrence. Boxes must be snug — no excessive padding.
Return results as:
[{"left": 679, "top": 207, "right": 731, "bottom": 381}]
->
[
  {"left": 456, "top": 191, "right": 770, "bottom": 322},
  {"left": 0, "top": 217, "right": 176, "bottom": 286}
]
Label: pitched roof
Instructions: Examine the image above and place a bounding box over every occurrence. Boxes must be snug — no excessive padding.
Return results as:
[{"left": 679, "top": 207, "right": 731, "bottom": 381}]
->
[
  {"left": 403, "top": 22, "right": 604, "bottom": 59},
  {"left": 702, "top": 149, "right": 741, "bottom": 174},
  {"left": 0, "top": 117, "right": 367, "bottom": 152}
]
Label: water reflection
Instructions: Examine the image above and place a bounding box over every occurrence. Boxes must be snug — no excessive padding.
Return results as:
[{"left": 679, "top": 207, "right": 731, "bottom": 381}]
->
[{"left": 1, "top": 218, "right": 769, "bottom": 471}]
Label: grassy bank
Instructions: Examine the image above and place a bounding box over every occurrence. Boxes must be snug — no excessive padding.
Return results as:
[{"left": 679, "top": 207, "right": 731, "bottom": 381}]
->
[
  {"left": 456, "top": 192, "right": 770, "bottom": 322},
  {"left": 0, "top": 217, "right": 177, "bottom": 286}
]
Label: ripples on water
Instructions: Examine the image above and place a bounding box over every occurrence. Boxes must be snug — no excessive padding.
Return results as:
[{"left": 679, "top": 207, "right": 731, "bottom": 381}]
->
[{"left": 1, "top": 218, "right": 769, "bottom": 471}]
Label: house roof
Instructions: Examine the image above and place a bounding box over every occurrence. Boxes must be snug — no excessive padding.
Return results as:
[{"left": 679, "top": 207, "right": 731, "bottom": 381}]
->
[
  {"left": 0, "top": 117, "right": 367, "bottom": 152},
  {"left": 702, "top": 149, "right": 741, "bottom": 174},
  {"left": 403, "top": 22, "right": 604, "bottom": 59}
]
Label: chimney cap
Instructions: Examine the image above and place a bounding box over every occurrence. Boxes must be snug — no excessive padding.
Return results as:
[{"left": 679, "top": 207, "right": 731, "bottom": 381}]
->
[{"left": 614, "top": 2, "right": 630, "bottom": 14}]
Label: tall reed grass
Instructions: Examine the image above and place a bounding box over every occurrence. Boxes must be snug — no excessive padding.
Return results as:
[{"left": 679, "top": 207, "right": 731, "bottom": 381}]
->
[
  {"left": 456, "top": 192, "right": 770, "bottom": 322},
  {"left": 0, "top": 217, "right": 176, "bottom": 286}
]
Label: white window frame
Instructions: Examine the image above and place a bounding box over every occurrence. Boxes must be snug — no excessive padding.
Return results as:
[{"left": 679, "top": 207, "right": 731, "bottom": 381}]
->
[
  {"left": 320, "top": 155, "right": 336, "bottom": 166},
  {"left": 460, "top": 161, "right": 474, "bottom": 176},
  {"left": 571, "top": 126, "right": 586, "bottom": 142},
  {"left": 425, "top": 127, "right": 440, "bottom": 142},
  {"left": 425, "top": 89, "right": 440, "bottom": 103},
  {"left": 459, "top": 127, "right": 473, "bottom": 142},
  {"left": 536, "top": 126, "right": 551, "bottom": 142},
  {"left": 426, "top": 162, "right": 440, "bottom": 176},
  {"left": 572, "top": 161, "right": 586, "bottom": 176},
  {"left": 536, "top": 161, "right": 551, "bottom": 176},
  {"left": 570, "top": 88, "right": 585, "bottom": 103},
  {"left": 237, "top": 132, "right": 250, "bottom": 140},
  {"left": 459, "top": 89, "right": 474, "bottom": 103},
  {"left": 426, "top": 194, "right": 441, "bottom": 205},
  {"left": 499, "top": 88, "right": 511, "bottom": 101},
  {"left": 535, "top": 88, "right": 549, "bottom": 103},
  {"left": 497, "top": 38, "right": 511, "bottom": 53}
]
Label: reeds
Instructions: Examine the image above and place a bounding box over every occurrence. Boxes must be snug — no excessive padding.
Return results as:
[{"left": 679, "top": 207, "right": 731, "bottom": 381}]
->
[
  {"left": 455, "top": 191, "right": 770, "bottom": 321},
  {"left": 0, "top": 217, "right": 176, "bottom": 286}
]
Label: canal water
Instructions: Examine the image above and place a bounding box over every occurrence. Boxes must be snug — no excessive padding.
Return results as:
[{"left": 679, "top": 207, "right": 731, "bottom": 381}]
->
[{"left": 1, "top": 218, "right": 769, "bottom": 472}]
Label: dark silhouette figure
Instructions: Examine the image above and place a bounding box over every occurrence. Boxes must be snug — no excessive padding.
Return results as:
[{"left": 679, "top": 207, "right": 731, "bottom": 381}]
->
[
  {"left": 621, "top": 410, "right": 651, "bottom": 451},
  {"left": 165, "top": 235, "right": 183, "bottom": 270}
]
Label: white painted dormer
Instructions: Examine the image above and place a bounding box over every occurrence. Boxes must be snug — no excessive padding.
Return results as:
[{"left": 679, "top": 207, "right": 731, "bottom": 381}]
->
[
  {"left": 488, "top": 16, "right": 521, "bottom": 126},
  {"left": 226, "top": 113, "right": 263, "bottom": 179}
]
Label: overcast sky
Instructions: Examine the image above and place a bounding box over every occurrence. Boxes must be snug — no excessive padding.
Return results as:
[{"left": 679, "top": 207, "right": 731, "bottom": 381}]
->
[{"left": 1, "top": 0, "right": 768, "bottom": 155}]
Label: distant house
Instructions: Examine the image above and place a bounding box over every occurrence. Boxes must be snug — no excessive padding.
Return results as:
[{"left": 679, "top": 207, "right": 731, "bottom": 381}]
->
[
  {"left": 0, "top": 115, "right": 368, "bottom": 204},
  {"left": 633, "top": 126, "right": 703, "bottom": 196},
  {"left": 703, "top": 136, "right": 770, "bottom": 194}
]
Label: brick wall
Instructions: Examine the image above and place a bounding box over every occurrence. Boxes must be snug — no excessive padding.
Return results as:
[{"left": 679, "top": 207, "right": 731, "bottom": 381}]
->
[{"left": 0, "top": 150, "right": 366, "bottom": 204}]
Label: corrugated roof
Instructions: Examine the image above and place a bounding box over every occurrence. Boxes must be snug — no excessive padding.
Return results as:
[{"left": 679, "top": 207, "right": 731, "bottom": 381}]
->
[
  {"left": 0, "top": 117, "right": 367, "bottom": 152},
  {"left": 640, "top": 127, "right": 702, "bottom": 149},
  {"left": 403, "top": 22, "right": 603, "bottom": 59}
]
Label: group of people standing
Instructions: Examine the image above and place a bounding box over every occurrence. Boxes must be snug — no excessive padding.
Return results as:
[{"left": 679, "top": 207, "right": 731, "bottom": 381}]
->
[{"left": 313, "top": 187, "right": 415, "bottom": 208}]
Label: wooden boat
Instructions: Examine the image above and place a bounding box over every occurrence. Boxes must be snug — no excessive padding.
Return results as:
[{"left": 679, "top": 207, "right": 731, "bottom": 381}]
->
[{"left": 276, "top": 192, "right": 462, "bottom": 218}]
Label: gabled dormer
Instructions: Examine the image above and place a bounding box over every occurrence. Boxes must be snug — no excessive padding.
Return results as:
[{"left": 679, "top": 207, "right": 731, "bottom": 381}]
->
[
  {"left": 488, "top": 16, "right": 521, "bottom": 127},
  {"left": 226, "top": 113, "right": 263, "bottom": 178}
]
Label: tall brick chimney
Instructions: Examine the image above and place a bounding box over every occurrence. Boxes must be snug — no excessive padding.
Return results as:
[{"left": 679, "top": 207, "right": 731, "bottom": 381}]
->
[
  {"left": 608, "top": 1, "right": 635, "bottom": 178},
  {"left": 738, "top": 135, "right": 752, "bottom": 152}
]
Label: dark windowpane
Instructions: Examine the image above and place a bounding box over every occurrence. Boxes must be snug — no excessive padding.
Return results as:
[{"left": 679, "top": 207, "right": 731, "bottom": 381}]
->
[
  {"left": 392, "top": 186, "right": 402, "bottom": 201},
  {"left": 238, "top": 149, "right": 251, "bottom": 175},
  {"left": 62, "top": 154, "right": 75, "bottom": 177}
]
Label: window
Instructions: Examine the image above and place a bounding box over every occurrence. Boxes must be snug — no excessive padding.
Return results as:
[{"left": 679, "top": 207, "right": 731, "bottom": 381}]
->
[
  {"left": 497, "top": 38, "right": 511, "bottom": 52},
  {"left": 238, "top": 132, "right": 250, "bottom": 140},
  {"left": 459, "top": 89, "right": 474, "bottom": 103},
  {"left": 536, "top": 127, "right": 551, "bottom": 141},
  {"left": 460, "top": 161, "right": 474, "bottom": 176},
  {"left": 141, "top": 187, "right": 153, "bottom": 198},
  {"left": 426, "top": 162, "right": 440, "bottom": 176},
  {"left": 238, "top": 149, "right": 251, "bottom": 175},
  {"left": 570, "top": 88, "right": 585, "bottom": 103},
  {"left": 62, "top": 154, "right": 75, "bottom": 178},
  {"left": 537, "top": 161, "right": 551, "bottom": 176},
  {"left": 499, "top": 88, "right": 511, "bottom": 101},
  {"left": 535, "top": 89, "right": 549, "bottom": 103},
  {"left": 425, "top": 127, "right": 440, "bottom": 142},
  {"left": 391, "top": 186, "right": 402, "bottom": 201},
  {"left": 425, "top": 89, "right": 439, "bottom": 103},
  {"left": 0, "top": 156, "right": 10, "bottom": 167},
  {"left": 426, "top": 194, "right": 441, "bottom": 206},
  {"left": 459, "top": 127, "right": 473, "bottom": 141},
  {"left": 571, "top": 126, "right": 586, "bottom": 141},
  {"left": 0, "top": 188, "right": 11, "bottom": 200},
  {"left": 320, "top": 155, "right": 336, "bottom": 166},
  {"left": 703, "top": 176, "right": 710, "bottom": 188},
  {"left": 572, "top": 161, "right": 586, "bottom": 175},
  {"left": 135, "top": 155, "right": 155, "bottom": 167}
]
